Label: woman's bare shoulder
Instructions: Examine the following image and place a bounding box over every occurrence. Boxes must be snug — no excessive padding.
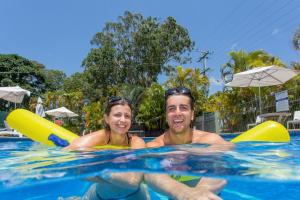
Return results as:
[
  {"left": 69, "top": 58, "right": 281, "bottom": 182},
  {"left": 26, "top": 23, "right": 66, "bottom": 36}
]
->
[
  {"left": 146, "top": 134, "right": 165, "bottom": 147},
  {"left": 130, "top": 135, "right": 146, "bottom": 149}
]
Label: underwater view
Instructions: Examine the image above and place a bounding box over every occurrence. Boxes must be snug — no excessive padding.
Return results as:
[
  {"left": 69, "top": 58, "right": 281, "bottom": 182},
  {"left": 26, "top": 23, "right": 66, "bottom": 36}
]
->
[{"left": 0, "top": 135, "right": 300, "bottom": 200}]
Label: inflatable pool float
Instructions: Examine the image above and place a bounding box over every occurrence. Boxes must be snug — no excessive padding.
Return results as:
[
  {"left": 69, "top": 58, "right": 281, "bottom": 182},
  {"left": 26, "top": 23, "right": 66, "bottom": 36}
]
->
[
  {"left": 230, "top": 120, "right": 290, "bottom": 143},
  {"left": 6, "top": 109, "right": 291, "bottom": 148},
  {"left": 6, "top": 109, "right": 127, "bottom": 149},
  {"left": 6, "top": 109, "right": 292, "bottom": 190}
]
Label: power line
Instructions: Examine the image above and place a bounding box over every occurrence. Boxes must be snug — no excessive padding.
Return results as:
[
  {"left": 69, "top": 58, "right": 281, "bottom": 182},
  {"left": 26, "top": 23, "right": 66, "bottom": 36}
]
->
[
  {"left": 214, "top": 0, "right": 296, "bottom": 54},
  {"left": 246, "top": 20, "right": 300, "bottom": 51},
  {"left": 213, "top": 0, "right": 271, "bottom": 54},
  {"left": 206, "top": 1, "right": 247, "bottom": 42},
  {"left": 211, "top": 2, "right": 300, "bottom": 68},
  {"left": 235, "top": 3, "right": 300, "bottom": 50}
]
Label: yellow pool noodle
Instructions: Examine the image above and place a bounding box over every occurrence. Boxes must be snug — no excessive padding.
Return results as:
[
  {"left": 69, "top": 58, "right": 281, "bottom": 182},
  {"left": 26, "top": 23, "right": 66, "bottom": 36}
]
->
[
  {"left": 6, "top": 109, "right": 128, "bottom": 149},
  {"left": 6, "top": 109, "right": 79, "bottom": 147}
]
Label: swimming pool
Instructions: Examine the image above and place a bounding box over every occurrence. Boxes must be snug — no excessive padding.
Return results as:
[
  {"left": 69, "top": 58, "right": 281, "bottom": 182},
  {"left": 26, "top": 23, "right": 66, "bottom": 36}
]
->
[{"left": 0, "top": 133, "right": 300, "bottom": 199}]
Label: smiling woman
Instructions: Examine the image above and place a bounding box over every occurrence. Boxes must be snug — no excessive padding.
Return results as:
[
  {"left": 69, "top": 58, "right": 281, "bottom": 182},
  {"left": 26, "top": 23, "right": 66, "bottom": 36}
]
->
[
  {"left": 66, "top": 96, "right": 145, "bottom": 150},
  {"left": 65, "top": 96, "right": 148, "bottom": 200}
]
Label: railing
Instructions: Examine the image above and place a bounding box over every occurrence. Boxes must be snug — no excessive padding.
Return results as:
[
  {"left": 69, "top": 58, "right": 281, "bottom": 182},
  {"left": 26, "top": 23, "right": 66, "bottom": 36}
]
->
[{"left": 199, "top": 87, "right": 300, "bottom": 133}]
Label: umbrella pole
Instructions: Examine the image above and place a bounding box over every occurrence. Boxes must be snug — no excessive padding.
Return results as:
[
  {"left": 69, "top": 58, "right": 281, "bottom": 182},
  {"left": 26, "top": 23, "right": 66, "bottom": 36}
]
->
[{"left": 259, "top": 86, "right": 262, "bottom": 114}]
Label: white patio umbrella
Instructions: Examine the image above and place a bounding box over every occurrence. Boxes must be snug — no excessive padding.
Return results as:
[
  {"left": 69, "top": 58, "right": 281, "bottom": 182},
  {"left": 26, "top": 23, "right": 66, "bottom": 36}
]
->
[
  {"left": 0, "top": 86, "right": 31, "bottom": 108},
  {"left": 225, "top": 65, "right": 299, "bottom": 114},
  {"left": 45, "top": 107, "right": 78, "bottom": 118},
  {"left": 35, "top": 97, "right": 45, "bottom": 117}
]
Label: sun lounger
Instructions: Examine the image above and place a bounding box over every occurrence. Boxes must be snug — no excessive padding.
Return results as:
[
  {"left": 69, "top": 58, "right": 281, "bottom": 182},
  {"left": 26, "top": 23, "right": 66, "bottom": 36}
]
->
[
  {"left": 247, "top": 115, "right": 262, "bottom": 130},
  {"left": 287, "top": 111, "right": 300, "bottom": 131}
]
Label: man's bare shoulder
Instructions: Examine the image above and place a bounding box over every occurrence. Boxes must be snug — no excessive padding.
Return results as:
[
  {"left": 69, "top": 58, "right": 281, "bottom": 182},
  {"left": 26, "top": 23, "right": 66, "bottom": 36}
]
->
[
  {"left": 146, "top": 134, "right": 166, "bottom": 147},
  {"left": 192, "top": 130, "right": 229, "bottom": 144}
]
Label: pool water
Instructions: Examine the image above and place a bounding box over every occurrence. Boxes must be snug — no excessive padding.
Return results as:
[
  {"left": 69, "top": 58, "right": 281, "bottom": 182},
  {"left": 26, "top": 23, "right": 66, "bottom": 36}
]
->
[{"left": 0, "top": 134, "right": 300, "bottom": 199}]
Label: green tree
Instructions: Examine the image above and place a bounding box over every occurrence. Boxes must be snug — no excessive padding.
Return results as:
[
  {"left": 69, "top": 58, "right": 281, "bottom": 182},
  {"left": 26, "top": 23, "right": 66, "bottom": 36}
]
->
[
  {"left": 136, "top": 83, "right": 165, "bottom": 130},
  {"left": 221, "top": 50, "right": 284, "bottom": 82},
  {"left": 44, "top": 91, "right": 84, "bottom": 133},
  {"left": 63, "top": 72, "right": 86, "bottom": 92},
  {"left": 116, "top": 84, "right": 145, "bottom": 119},
  {"left": 84, "top": 101, "right": 105, "bottom": 132},
  {"left": 44, "top": 69, "right": 67, "bottom": 92},
  {"left": 0, "top": 54, "right": 46, "bottom": 95},
  {"left": 215, "top": 50, "right": 285, "bottom": 131},
  {"left": 165, "top": 66, "right": 209, "bottom": 116},
  {"left": 82, "top": 11, "right": 194, "bottom": 101}
]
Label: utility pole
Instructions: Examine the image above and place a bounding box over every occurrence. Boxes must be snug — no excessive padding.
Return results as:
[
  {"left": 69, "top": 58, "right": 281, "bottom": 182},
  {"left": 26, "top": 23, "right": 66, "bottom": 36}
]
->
[
  {"left": 198, "top": 50, "right": 213, "bottom": 77},
  {"left": 197, "top": 50, "right": 213, "bottom": 131}
]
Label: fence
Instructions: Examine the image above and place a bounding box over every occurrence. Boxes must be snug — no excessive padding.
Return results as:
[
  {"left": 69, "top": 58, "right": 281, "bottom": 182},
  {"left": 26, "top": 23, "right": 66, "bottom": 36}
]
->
[
  {"left": 195, "top": 112, "right": 221, "bottom": 133},
  {"left": 197, "top": 87, "right": 300, "bottom": 133}
]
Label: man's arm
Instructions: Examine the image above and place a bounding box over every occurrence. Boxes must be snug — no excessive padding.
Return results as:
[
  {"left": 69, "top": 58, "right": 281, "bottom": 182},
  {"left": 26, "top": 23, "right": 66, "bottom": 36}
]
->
[
  {"left": 192, "top": 131, "right": 235, "bottom": 152},
  {"left": 144, "top": 173, "right": 221, "bottom": 200}
]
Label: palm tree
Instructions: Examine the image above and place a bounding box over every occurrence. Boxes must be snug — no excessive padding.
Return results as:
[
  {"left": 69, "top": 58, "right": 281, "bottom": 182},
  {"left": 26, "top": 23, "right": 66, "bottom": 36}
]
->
[{"left": 217, "top": 50, "right": 285, "bottom": 131}]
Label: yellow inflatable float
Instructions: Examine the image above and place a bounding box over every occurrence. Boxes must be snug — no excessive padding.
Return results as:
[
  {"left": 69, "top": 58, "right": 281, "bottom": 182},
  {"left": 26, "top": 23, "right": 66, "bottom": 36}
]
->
[
  {"left": 6, "top": 109, "right": 290, "bottom": 148},
  {"left": 230, "top": 120, "right": 290, "bottom": 143},
  {"left": 6, "top": 109, "right": 127, "bottom": 149}
]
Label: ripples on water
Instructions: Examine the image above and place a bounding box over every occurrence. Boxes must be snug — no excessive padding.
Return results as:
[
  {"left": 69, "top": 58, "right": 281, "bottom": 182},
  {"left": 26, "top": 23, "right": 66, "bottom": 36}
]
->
[{"left": 0, "top": 137, "right": 300, "bottom": 199}]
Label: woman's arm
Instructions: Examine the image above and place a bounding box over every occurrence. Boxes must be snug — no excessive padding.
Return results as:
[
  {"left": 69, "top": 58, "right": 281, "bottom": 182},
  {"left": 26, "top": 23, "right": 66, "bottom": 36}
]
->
[
  {"left": 64, "top": 130, "right": 106, "bottom": 150},
  {"left": 87, "top": 172, "right": 143, "bottom": 190}
]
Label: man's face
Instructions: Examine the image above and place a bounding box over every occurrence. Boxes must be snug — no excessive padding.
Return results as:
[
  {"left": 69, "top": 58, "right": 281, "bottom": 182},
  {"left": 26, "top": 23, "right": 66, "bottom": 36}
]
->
[{"left": 166, "top": 95, "right": 194, "bottom": 134}]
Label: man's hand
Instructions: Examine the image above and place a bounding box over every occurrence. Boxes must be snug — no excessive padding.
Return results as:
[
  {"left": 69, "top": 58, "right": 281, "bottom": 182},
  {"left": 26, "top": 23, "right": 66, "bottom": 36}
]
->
[{"left": 176, "top": 186, "right": 222, "bottom": 200}]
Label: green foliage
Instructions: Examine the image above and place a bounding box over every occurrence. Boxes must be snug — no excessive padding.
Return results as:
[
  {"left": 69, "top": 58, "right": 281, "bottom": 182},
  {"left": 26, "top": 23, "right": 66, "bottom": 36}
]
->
[
  {"left": 82, "top": 11, "right": 194, "bottom": 101},
  {"left": 136, "top": 83, "right": 165, "bottom": 130},
  {"left": 0, "top": 54, "right": 46, "bottom": 95},
  {"left": 137, "top": 66, "right": 209, "bottom": 130},
  {"left": 44, "top": 69, "right": 67, "bottom": 92},
  {"left": 222, "top": 50, "right": 284, "bottom": 76},
  {"left": 165, "top": 66, "right": 209, "bottom": 116},
  {"left": 63, "top": 72, "right": 86, "bottom": 92},
  {"left": 0, "top": 54, "right": 67, "bottom": 95},
  {"left": 116, "top": 84, "right": 145, "bottom": 118},
  {"left": 206, "top": 90, "right": 253, "bottom": 132},
  {"left": 214, "top": 50, "right": 287, "bottom": 131},
  {"left": 43, "top": 91, "right": 84, "bottom": 134},
  {"left": 83, "top": 101, "right": 105, "bottom": 131}
]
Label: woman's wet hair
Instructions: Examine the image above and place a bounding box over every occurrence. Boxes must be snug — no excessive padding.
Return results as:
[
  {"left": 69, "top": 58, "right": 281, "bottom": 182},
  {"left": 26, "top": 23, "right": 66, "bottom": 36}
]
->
[{"left": 104, "top": 96, "right": 132, "bottom": 130}]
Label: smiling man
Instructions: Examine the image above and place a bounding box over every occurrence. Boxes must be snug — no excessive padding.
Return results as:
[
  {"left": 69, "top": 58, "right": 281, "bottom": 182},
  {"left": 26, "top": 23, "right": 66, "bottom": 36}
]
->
[
  {"left": 147, "top": 87, "right": 232, "bottom": 147},
  {"left": 145, "top": 87, "right": 233, "bottom": 200}
]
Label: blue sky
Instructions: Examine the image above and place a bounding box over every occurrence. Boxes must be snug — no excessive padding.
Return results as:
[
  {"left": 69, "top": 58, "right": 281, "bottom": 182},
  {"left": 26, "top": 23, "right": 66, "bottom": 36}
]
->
[{"left": 1, "top": 0, "right": 300, "bottom": 94}]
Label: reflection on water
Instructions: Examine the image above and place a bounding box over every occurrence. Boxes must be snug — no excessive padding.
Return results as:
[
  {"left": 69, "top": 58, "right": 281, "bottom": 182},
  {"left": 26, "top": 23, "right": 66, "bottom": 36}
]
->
[{"left": 0, "top": 139, "right": 300, "bottom": 199}]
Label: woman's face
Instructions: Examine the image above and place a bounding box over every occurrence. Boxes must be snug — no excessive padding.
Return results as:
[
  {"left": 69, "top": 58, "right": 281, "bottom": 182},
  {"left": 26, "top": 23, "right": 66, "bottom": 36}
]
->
[{"left": 105, "top": 104, "right": 132, "bottom": 135}]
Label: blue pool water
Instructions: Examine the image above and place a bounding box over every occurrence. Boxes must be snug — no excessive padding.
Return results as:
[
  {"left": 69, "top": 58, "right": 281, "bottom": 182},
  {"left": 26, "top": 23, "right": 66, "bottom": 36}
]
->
[{"left": 0, "top": 134, "right": 300, "bottom": 200}]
